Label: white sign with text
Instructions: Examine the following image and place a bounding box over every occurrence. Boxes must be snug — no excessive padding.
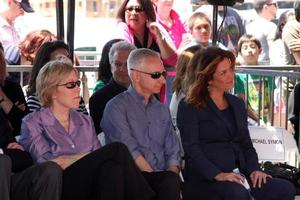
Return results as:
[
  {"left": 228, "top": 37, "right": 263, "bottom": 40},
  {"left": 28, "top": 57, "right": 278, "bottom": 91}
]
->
[{"left": 249, "top": 126, "right": 285, "bottom": 162}]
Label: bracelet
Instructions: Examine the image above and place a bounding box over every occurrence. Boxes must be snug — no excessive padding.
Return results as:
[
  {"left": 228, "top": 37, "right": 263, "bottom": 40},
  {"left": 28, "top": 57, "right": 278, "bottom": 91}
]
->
[{"left": 0, "top": 96, "right": 5, "bottom": 104}]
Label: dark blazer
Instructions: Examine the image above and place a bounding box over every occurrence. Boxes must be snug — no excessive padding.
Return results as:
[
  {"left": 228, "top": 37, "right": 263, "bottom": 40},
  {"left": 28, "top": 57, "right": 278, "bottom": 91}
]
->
[
  {"left": 177, "top": 93, "right": 260, "bottom": 183},
  {"left": 89, "top": 78, "right": 127, "bottom": 134}
]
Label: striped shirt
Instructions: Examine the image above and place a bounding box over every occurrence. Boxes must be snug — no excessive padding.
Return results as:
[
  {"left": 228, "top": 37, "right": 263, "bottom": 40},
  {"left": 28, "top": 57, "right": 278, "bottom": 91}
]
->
[{"left": 26, "top": 93, "right": 88, "bottom": 115}]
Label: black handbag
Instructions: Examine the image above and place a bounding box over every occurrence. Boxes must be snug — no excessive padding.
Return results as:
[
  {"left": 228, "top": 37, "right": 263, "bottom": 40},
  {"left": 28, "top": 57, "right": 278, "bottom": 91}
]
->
[{"left": 261, "top": 161, "right": 300, "bottom": 194}]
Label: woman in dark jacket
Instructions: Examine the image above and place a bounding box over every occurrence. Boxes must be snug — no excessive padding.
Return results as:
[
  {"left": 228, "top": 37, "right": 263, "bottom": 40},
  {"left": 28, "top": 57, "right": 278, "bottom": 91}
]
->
[{"left": 177, "top": 47, "right": 295, "bottom": 200}]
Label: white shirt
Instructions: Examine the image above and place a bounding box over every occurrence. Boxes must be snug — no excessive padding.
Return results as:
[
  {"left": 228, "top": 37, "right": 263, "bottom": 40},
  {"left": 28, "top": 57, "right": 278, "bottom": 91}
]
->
[
  {"left": 0, "top": 16, "right": 20, "bottom": 50},
  {"left": 246, "top": 16, "right": 277, "bottom": 65}
]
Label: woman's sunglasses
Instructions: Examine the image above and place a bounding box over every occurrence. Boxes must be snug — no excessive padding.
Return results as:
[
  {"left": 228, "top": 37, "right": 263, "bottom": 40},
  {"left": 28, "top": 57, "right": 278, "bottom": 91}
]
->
[
  {"left": 130, "top": 68, "right": 167, "bottom": 79},
  {"left": 125, "top": 6, "right": 144, "bottom": 13},
  {"left": 57, "top": 80, "right": 81, "bottom": 89}
]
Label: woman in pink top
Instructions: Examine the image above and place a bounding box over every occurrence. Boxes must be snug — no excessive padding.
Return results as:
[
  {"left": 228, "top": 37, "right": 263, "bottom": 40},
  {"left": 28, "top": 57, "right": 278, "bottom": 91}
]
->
[
  {"left": 116, "top": 0, "right": 178, "bottom": 103},
  {"left": 152, "top": 0, "right": 186, "bottom": 49},
  {"left": 115, "top": 0, "right": 177, "bottom": 67},
  {"left": 152, "top": 0, "right": 186, "bottom": 104}
]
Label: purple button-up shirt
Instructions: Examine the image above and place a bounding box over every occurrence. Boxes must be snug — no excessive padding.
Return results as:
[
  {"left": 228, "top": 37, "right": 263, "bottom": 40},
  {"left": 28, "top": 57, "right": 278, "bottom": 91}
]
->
[{"left": 20, "top": 107, "right": 100, "bottom": 163}]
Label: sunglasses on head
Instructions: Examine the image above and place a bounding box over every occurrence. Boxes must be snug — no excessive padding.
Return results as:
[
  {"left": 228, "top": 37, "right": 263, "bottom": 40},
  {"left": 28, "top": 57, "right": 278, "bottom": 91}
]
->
[
  {"left": 130, "top": 68, "right": 167, "bottom": 79},
  {"left": 57, "top": 80, "right": 81, "bottom": 89},
  {"left": 125, "top": 6, "right": 144, "bottom": 13}
]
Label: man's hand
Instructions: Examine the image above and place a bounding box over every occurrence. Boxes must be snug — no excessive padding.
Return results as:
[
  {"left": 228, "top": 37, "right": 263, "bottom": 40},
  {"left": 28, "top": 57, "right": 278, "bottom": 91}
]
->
[
  {"left": 135, "top": 155, "right": 154, "bottom": 172},
  {"left": 250, "top": 170, "right": 272, "bottom": 188},
  {"left": 167, "top": 165, "right": 180, "bottom": 174},
  {"left": 7, "top": 142, "right": 24, "bottom": 151}
]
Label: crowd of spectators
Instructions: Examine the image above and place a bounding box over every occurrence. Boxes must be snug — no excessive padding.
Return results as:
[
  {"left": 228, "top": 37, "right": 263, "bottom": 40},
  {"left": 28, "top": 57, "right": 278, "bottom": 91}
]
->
[{"left": 1, "top": 0, "right": 300, "bottom": 199}]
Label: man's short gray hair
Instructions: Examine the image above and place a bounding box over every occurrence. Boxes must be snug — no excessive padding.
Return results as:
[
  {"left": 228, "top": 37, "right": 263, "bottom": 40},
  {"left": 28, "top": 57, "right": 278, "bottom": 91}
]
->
[
  {"left": 127, "top": 48, "right": 161, "bottom": 73},
  {"left": 254, "top": 0, "right": 274, "bottom": 13},
  {"left": 108, "top": 41, "right": 136, "bottom": 64}
]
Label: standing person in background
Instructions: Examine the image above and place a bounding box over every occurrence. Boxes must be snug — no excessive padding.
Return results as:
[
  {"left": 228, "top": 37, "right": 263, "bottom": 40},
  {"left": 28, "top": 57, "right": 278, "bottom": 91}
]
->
[
  {"left": 152, "top": 0, "right": 186, "bottom": 49},
  {"left": 235, "top": 34, "right": 261, "bottom": 125},
  {"left": 26, "top": 41, "right": 88, "bottom": 114},
  {"left": 0, "top": 0, "right": 34, "bottom": 50},
  {"left": 179, "top": 12, "right": 227, "bottom": 51},
  {"left": 195, "top": 3, "right": 245, "bottom": 54},
  {"left": 235, "top": 34, "right": 274, "bottom": 125},
  {"left": 246, "top": 0, "right": 277, "bottom": 65},
  {"left": 282, "top": 0, "right": 300, "bottom": 65},
  {"left": 269, "top": 11, "right": 294, "bottom": 66},
  {"left": 5, "top": 29, "right": 56, "bottom": 85},
  {"left": 152, "top": 0, "right": 186, "bottom": 105}
]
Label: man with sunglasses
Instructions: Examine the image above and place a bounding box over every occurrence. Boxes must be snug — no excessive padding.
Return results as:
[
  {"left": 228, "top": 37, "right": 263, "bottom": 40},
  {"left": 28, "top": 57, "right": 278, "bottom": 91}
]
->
[
  {"left": 101, "top": 48, "right": 181, "bottom": 200},
  {"left": 0, "top": 0, "right": 34, "bottom": 51},
  {"left": 246, "top": 0, "right": 278, "bottom": 65}
]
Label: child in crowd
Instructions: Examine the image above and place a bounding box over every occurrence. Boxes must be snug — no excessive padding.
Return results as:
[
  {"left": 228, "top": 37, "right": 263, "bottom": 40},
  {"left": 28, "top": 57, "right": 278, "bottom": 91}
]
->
[
  {"left": 179, "top": 12, "right": 226, "bottom": 52},
  {"left": 236, "top": 34, "right": 273, "bottom": 125}
]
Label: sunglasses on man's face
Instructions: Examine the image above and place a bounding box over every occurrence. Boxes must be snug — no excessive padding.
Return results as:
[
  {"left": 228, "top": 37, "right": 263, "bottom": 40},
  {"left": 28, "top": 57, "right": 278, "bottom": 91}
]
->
[
  {"left": 57, "top": 80, "right": 81, "bottom": 89},
  {"left": 130, "top": 68, "right": 167, "bottom": 79},
  {"left": 125, "top": 6, "right": 144, "bottom": 13},
  {"left": 266, "top": 2, "right": 278, "bottom": 7}
]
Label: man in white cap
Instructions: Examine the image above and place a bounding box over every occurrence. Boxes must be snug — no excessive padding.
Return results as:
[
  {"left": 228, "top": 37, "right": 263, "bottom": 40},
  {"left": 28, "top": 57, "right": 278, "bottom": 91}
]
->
[{"left": 0, "top": 0, "right": 34, "bottom": 50}]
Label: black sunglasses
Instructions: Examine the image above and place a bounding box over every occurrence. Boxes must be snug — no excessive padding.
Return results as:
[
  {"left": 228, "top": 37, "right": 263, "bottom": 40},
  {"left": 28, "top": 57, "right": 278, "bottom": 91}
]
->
[
  {"left": 57, "top": 80, "right": 81, "bottom": 89},
  {"left": 130, "top": 68, "right": 167, "bottom": 79},
  {"left": 125, "top": 6, "right": 144, "bottom": 13},
  {"left": 266, "top": 2, "right": 278, "bottom": 7}
]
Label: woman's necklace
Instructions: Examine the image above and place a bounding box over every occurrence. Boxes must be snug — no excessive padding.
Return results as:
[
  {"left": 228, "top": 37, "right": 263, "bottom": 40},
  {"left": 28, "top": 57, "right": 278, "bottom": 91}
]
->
[{"left": 160, "top": 16, "right": 173, "bottom": 28}]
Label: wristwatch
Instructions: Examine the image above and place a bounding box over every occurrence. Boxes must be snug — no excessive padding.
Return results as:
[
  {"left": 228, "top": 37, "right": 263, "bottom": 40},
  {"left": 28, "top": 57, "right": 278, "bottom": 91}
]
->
[{"left": 0, "top": 96, "right": 5, "bottom": 104}]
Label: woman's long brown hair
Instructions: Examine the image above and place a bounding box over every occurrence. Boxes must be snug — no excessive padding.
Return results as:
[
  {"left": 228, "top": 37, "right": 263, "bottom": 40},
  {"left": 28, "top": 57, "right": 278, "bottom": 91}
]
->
[{"left": 185, "top": 47, "right": 235, "bottom": 110}]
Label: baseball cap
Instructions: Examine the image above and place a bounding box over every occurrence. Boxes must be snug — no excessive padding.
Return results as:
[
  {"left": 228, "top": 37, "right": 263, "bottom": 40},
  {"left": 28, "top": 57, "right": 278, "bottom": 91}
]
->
[{"left": 15, "top": 0, "right": 34, "bottom": 13}]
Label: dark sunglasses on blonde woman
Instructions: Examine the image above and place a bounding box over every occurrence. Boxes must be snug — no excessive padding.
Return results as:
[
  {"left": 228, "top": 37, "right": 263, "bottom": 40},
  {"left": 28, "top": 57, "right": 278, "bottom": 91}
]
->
[
  {"left": 57, "top": 80, "right": 81, "bottom": 89},
  {"left": 130, "top": 68, "right": 167, "bottom": 79}
]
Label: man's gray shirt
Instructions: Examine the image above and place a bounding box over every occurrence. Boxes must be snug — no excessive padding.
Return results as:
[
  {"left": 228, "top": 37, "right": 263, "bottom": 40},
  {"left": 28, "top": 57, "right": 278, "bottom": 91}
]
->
[{"left": 101, "top": 86, "right": 180, "bottom": 171}]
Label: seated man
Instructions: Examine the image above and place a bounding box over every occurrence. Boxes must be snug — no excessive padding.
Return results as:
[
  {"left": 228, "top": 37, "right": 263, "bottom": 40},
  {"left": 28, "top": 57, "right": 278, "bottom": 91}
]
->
[
  {"left": 89, "top": 41, "right": 136, "bottom": 134},
  {"left": 101, "top": 48, "right": 181, "bottom": 200}
]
